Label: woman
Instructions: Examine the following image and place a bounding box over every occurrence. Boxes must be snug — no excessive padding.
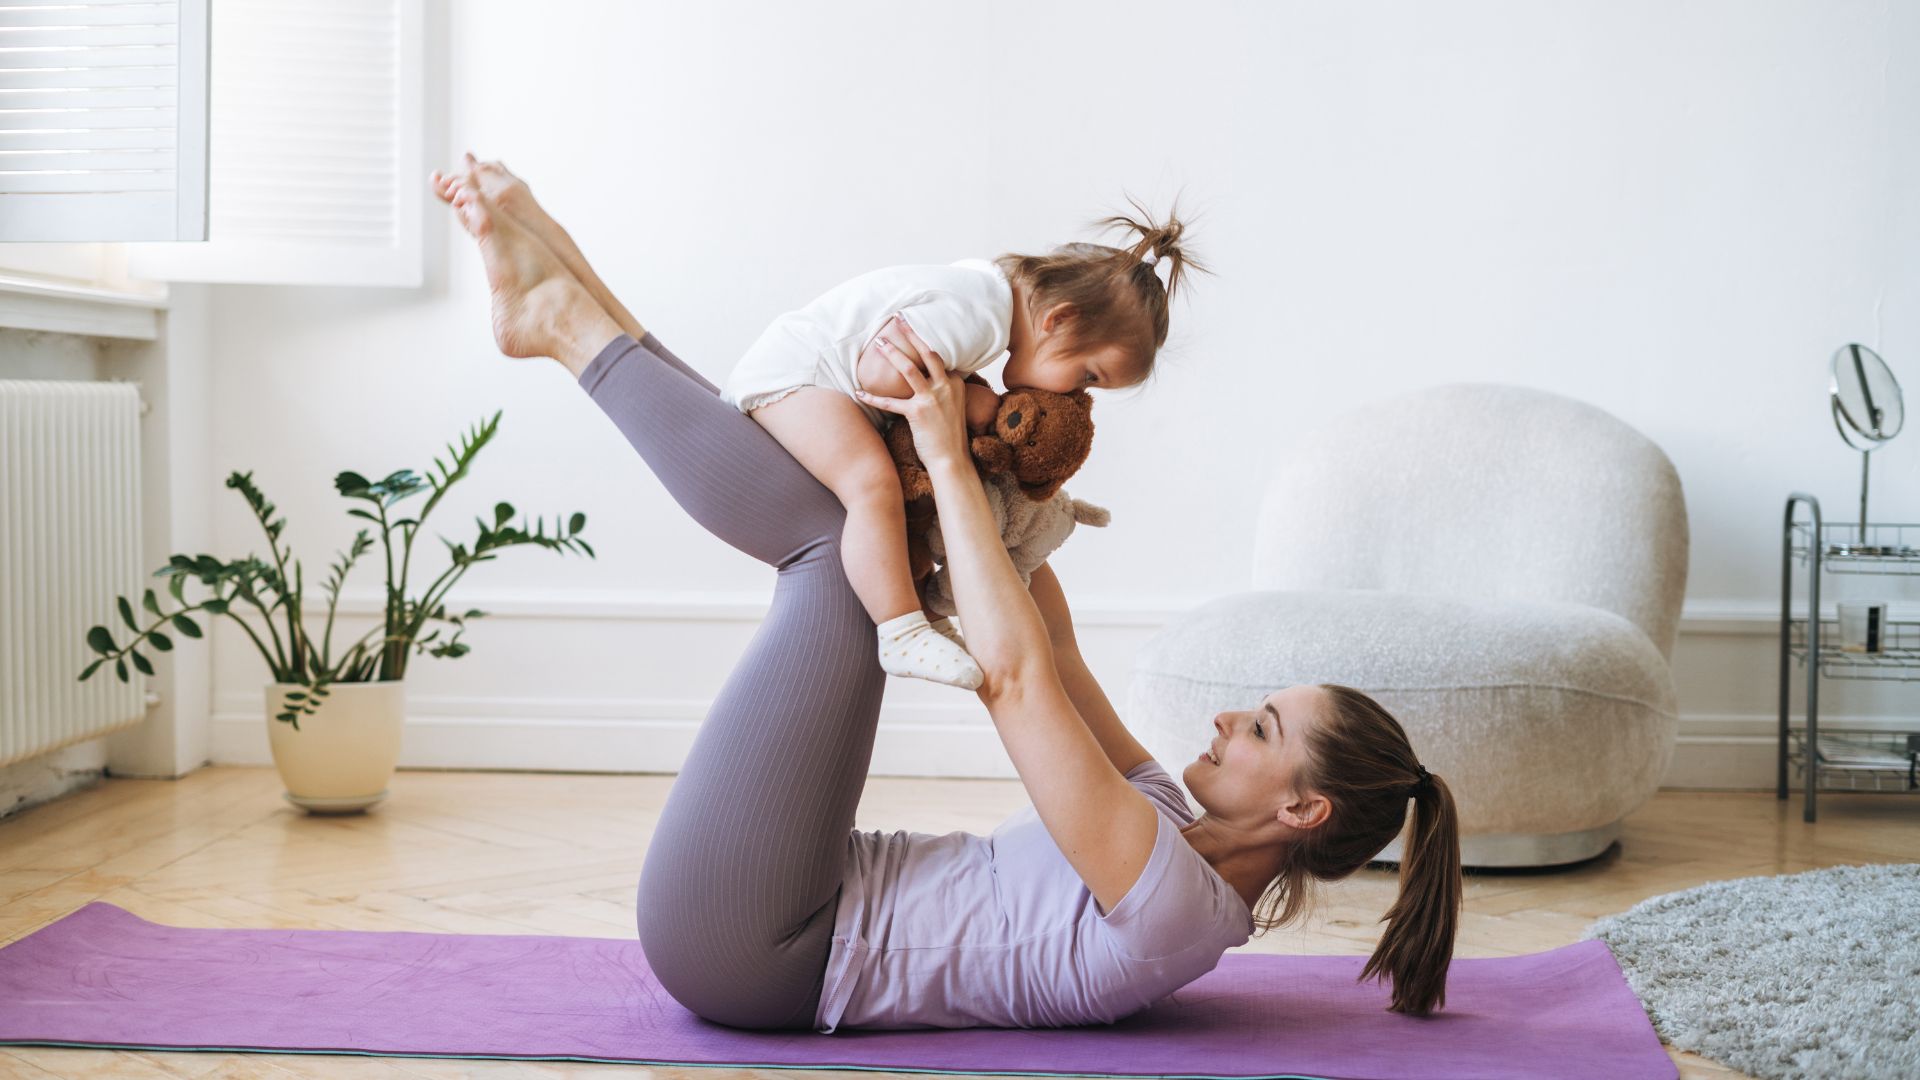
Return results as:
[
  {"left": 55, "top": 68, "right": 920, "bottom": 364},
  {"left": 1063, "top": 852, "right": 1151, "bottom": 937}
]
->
[{"left": 433, "top": 156, "right": 1463, "bottom": 1033}]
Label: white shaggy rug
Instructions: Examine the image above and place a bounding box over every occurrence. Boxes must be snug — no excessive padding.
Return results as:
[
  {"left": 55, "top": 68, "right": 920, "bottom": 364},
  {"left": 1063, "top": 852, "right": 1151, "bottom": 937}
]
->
[{"left": 1585, "top": 863, "right": 1920, "bottom": 1080}]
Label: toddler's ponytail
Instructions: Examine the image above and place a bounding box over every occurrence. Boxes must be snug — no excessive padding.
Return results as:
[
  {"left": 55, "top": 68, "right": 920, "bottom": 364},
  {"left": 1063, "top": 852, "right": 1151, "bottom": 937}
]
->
[{"left": 1094, "top": 192, "right": 1206, "bottom": 305}]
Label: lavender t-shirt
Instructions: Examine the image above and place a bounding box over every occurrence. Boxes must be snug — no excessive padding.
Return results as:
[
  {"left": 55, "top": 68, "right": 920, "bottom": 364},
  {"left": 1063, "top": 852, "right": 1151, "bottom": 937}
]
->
[{"left": 814, "top": 758, "right": 1256, "bottom": 1032}]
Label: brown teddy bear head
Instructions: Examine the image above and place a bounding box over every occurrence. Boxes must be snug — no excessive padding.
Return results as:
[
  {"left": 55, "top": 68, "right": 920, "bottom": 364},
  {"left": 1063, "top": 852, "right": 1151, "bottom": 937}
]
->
[
  {"left": 975, "top": 387, "right": 1095, "bottom": 502},
  {"left": 885, "top": 385, "right": 1097, "bottom": 506}
]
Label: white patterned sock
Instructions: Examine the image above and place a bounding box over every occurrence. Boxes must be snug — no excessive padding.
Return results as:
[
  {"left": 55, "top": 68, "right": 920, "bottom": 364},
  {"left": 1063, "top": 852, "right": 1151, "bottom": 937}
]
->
[
  {"left": 928, "top": 616, "right": 966, "bottom": 647},
  {"left": 877, "top": 611, "right": 983, "bottom": 690}
]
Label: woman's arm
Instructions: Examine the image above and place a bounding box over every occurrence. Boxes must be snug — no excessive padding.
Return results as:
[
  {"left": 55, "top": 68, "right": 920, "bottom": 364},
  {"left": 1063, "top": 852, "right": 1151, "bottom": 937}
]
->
[
  {"left": 854, "top": 322, "right": 1158, "bottom": 916},
  {"left": 854, "top": 317, "right": 1056, "bottom": 690},
  {"left": 1027, "top": 561, "right": 1155, "bottom": 777}
]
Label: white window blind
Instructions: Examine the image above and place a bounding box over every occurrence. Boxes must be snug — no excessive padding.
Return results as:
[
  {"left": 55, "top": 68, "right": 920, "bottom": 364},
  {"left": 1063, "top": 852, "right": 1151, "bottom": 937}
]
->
[
  {"left": 0, "top": 0, "right": 208, "bottom": 242},
  {"left": 128, "top": 0, "right": 421, "bottom": 286}
]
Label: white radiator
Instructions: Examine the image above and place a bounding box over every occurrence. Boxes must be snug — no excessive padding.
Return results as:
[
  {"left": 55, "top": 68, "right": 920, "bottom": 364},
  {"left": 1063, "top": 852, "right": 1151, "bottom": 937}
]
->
[{"left": 0, "top": 381, "right": 147, "bottom": 768}]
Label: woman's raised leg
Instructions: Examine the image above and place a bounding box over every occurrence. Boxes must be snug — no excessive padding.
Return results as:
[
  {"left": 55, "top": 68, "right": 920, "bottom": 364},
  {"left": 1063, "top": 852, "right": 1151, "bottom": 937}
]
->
[
  {"left": 584, "top": 332, "right": 885, "bottom": 1031},
  {"left": 449, "top": 183, "right": 884, "bottom": 1030}
]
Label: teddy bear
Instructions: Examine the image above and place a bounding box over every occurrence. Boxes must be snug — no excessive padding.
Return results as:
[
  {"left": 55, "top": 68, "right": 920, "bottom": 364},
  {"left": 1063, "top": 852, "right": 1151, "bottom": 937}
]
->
[{"left": 886, "top": 379, "right": 1111, "bottom": 618}]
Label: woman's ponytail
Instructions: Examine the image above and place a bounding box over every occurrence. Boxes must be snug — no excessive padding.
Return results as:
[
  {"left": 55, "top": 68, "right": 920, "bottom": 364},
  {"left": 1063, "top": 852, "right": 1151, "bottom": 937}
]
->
[
  {"left": 1359, "top": 770, "right": 1462, "bottom": 1016},
  {"left": 1256, "top": 688, "right": 1464, "bottom": 1016}
]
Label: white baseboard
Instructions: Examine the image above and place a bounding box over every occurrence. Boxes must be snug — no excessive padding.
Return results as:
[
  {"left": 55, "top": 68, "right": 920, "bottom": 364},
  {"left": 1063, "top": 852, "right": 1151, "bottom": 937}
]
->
[
  {"left": 211, "top": 696, "right": 1022, "bottom": 778},
  {"left": 209, "top": 695, "right": 1912, "bottom": 790},
  {"left": 202, "top": 590, "right": 1915, "bottom": 790}
]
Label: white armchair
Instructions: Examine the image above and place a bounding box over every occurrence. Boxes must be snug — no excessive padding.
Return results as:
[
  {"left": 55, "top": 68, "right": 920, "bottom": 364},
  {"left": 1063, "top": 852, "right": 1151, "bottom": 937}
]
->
[{"left": 1127, "top": 384, "right": 1689, "bottom": 867}]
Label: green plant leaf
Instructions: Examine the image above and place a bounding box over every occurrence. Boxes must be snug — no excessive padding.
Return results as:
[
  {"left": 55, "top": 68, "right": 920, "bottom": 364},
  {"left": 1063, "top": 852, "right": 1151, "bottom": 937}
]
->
[
  {"left": 130, "top": 650, "right": 154, "bottom": 676},
  {"left": 202, "top": 598, "right": 229, "bottom": 615},
  {"left": 168, "top": 573, "right": 186, "bottom": 603},
  {"left": 117, "top": 596, "right": 138, "bottom": 632},
  {"left": 142, "top": 588, "right": 161, "bottom": 615},
  {"left": 114, "top": 658, "right": 128, "bottom": 681},
  {"left": 569, "top": 512, "right": 586, "bottom": 534},
  {"left": 495, "top": 502, "right": 514, "bottom": 526},
  {"left": 171, "top": 614, "right": 203, "bottom": 638},
  {"left": 78, "top": 658, "right": 103, "bottom": 681},
  {"left": 148, "top": 631, "right": 173, "bottom": 652},
  {"left": 86, "top": 625, "right": 115, "bottom": 654}
]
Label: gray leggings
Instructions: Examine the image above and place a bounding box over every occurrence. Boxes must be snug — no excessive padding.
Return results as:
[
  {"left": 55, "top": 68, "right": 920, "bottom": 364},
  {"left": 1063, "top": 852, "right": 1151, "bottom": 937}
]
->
[{"left": 580, "top": 331, "right": 884, "bottom": 1031}]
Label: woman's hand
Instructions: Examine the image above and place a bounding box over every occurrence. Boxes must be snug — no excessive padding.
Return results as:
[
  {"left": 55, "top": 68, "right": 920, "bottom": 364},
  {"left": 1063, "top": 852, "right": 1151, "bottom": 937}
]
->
[{"left": 853, "top": 315, "right": 971, "bottom": 469}]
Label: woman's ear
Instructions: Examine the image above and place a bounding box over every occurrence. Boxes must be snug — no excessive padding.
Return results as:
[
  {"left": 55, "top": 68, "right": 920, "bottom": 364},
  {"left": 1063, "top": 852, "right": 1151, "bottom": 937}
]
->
[{"left": 1276, "top": 791, "right": 1331, "bottom": 832}]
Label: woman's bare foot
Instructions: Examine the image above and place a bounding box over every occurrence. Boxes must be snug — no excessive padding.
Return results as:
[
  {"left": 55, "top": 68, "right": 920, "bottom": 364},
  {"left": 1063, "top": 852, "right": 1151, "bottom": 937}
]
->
[
  {"left": 446, "top": 183, "right": 622, "bottom": 376},
  {"left": 431, "top": 152, "right": 559, "bottom": 248},
  {"left": 430, "top": 153, "right": 649, "bottom": 343}
]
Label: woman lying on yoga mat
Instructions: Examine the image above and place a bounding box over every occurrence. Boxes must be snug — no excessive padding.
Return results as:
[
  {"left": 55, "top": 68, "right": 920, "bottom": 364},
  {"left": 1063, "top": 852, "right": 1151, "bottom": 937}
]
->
[{"left": 432, "top": 156, "right": 1463, "bottom": 1032}]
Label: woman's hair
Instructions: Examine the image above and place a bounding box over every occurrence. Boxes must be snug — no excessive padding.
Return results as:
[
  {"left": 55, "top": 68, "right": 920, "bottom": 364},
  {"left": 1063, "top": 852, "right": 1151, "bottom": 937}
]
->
[
  {"left": 991, "top": 192, "right": 1209, "bottom": 385},
  {"left": 1245, "top": 683, "right": 1462, "bottom": 1016}
]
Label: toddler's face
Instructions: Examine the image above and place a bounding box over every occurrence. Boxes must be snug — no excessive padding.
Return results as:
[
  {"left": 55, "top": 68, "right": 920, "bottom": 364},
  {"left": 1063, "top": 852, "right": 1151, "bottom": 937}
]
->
[{"left": 1003, "top": 337, "right": 1139, "bottom": 395}]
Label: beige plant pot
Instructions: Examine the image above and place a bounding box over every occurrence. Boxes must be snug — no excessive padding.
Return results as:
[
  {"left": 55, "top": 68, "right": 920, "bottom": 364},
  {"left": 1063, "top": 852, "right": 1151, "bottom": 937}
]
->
[{"left": 265, "top": 681, "right": 406, "bottom": 814}]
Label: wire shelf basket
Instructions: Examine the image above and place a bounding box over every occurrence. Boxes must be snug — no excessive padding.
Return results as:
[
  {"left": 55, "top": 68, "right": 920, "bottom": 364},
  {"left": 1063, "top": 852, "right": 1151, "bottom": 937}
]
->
[
  {"left": 1780, "top": 493, "right": 1920, "bottom": 819},
  {"left": 1786, "top": 727, "right": 1920, "bottom": 793},
  {"left": 1787, "top": 617, "right": 1920, "bottom": 681},
  {"left": 1788, "top": 520, "right": 1920, "bottom": 575}
]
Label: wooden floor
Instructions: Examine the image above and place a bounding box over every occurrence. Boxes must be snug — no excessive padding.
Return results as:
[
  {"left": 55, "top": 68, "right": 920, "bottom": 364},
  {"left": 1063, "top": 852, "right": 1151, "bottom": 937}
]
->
[{"left": 3, "top": 767, "right": 1917, "bottom": 1080}]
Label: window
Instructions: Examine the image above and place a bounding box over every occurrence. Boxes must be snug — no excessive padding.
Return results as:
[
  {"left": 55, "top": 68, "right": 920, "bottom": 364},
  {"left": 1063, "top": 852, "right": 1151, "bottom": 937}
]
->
[
  {"left": 0, "top": 0, "right": 209, "bottom": 244},
  {"left": 0, "top": 0, "right": 422, "bottom": 288}
]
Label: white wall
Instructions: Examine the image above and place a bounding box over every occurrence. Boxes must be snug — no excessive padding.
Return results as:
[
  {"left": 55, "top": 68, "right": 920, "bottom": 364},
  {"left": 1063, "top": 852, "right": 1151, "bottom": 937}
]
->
[{"left": 198, "top": 0, "right": 1919, "bottom": 786}]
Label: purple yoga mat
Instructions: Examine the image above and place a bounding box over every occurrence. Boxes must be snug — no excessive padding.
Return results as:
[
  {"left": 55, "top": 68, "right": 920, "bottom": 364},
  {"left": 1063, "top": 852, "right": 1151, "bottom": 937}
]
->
[{"left": 0, "top": 902, "right": 1673, "bottom": 1080}]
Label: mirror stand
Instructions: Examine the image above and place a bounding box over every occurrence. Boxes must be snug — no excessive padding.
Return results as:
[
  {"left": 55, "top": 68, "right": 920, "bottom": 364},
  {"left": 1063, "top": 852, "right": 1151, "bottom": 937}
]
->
[{"left": 1859, "top": 448, "right": 1872, "bottom": 547}]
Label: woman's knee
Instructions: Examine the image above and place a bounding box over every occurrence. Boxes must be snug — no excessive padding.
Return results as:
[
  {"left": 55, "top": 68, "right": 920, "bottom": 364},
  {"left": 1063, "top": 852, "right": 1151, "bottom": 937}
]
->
[{"left": 637, "top": 907, "right": 825, "bottom": 1030}]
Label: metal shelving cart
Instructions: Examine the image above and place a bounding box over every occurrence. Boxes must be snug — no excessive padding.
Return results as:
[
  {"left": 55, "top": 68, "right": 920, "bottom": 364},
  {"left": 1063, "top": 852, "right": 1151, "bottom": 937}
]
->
[{"left": 1779, "top": 492, "right": 1920, "bottom": 821}]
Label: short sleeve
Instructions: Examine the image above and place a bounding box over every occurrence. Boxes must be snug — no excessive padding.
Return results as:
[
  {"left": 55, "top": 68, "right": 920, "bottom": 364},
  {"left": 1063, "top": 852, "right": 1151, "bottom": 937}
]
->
[
  {"left": 893, "top": 290, "right": 1008, "bottom": 375},
  {"left": 1093, "top": 809, "right": 1246, "bottom": 962},
  {"left": 1123, "top": 758, "right": 1197, "bottom": 825}
]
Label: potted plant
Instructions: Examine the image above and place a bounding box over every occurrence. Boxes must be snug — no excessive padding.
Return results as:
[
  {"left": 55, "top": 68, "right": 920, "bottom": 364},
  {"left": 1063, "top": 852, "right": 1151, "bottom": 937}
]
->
[{"left": 79, "top": 411, "right": 592, "bottom": 813}]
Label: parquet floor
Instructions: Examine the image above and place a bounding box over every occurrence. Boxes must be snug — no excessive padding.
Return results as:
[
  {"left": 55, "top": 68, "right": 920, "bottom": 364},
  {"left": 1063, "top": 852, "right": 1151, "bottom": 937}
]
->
[{"left": 3, "top": 766, "right": 1917, "bottom": 1079}]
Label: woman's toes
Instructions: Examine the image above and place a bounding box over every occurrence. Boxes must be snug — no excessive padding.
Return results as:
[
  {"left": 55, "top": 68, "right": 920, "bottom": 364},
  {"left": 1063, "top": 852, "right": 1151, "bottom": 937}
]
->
[
  {"left": 450, "top": 186, "right": 493, "bottom": 238},
  {"left": 472, "top": 160, "right": 533, "bottom": 218}
]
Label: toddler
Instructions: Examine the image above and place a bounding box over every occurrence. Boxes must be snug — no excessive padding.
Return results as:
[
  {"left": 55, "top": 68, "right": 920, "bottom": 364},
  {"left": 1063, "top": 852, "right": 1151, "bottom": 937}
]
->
[{"left": 725, "top": 203, "right": 1201, "bottom": 689}]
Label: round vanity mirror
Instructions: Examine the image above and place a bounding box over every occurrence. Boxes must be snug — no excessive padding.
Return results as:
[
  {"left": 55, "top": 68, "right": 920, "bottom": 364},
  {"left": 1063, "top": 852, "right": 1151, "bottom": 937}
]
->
[
  {"left": 1831, "top": 343, "right": 1903, "bottom": 450},
  {"left": 1829, "top": 343, "right": 1904, "bottom": 551}
]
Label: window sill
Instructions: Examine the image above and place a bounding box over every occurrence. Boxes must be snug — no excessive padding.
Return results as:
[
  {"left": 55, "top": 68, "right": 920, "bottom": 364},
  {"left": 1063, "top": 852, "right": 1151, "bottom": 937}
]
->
[{"left": 0, "top": 274, "right": 168, "bottom": 341}]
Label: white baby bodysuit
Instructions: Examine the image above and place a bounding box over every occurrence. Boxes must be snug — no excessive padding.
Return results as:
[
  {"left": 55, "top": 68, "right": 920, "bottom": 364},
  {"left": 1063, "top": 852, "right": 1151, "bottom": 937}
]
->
[{"left": 721, "top": 258, "right": 1014, "bottom": 431}]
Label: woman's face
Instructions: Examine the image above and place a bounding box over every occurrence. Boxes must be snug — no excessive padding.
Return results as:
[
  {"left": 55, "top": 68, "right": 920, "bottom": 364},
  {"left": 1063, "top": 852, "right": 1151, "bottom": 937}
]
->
[{"left": 1183, "top": 685, "right": 1333, "bottom": 834}]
